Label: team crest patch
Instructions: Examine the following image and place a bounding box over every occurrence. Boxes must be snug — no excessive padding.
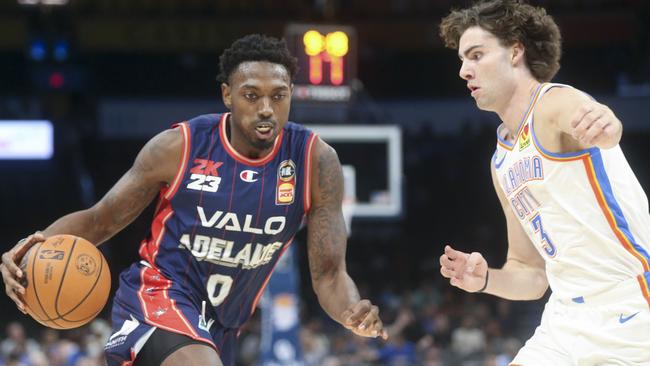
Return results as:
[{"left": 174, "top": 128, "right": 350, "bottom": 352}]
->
[
  {"left": 276, "top": 160, "right": 296, "bottom": 205},
  {"left": 519, "top": 124, "right": 531, "bottom": 151}
]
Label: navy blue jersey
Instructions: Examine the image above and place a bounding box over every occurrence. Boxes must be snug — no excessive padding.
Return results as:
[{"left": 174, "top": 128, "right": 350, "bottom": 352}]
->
[
  {"left": 105, "top": 113, "right": 317, "bottom": 365},
  {"left": 138, "top": 113, "right": 316, "bottom": 329}
]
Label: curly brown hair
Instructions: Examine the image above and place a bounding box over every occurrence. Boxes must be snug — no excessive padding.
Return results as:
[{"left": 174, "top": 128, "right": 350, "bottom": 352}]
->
[{"left": 439, "top": 0, "right": 561, "bottom": 82}]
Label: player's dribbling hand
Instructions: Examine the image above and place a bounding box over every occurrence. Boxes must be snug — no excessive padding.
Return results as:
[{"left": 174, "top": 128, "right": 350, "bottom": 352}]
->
[
  {"left": 439, "top": 245, "right": 488, "bottom": 293},
  {"left": 341, "top": 299, "right": 389, "bottom": 340},
  {"left": 1, "top": 232, "right": 46, "bottom": 313},
  {"left": 570, "top": 100, "right": 622, "bottom": 149}
]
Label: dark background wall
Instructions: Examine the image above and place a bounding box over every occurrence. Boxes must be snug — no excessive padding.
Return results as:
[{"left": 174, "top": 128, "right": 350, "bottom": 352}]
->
[{"left": 0, "top": 1, "right": 649, "bottom": 365}]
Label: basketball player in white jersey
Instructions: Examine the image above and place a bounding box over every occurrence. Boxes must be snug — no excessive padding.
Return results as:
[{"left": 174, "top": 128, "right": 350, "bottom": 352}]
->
[{"left": 438, "top": 1, "right": 650, "bottom": 365}]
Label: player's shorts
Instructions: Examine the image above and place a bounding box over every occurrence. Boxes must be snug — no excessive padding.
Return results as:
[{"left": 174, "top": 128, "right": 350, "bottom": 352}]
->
[
  {"left": 133, "top": 328, "right": 207, "bottom": 366},
  {"left": 104, "top": 261, "right": 239, "bottom": 366},
  {"left": 511, "top": 271, "right": 650, "bottom": 366}
]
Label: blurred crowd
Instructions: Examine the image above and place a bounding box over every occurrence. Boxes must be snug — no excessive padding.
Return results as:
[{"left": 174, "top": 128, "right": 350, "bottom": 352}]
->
[
  {"left": 237, "top": 280, "right": 543, "bottom": 366},
  {"left": 0, "top": 279, "right": 544, "bottom": 366},
  {"left": 0, "top": 320, "right": 109, "bottom": 366}
]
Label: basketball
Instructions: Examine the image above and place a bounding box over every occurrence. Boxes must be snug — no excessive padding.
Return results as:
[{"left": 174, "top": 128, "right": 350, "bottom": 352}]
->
[{"left": 18, "top": 234, "right": 111, "bottom": 329}]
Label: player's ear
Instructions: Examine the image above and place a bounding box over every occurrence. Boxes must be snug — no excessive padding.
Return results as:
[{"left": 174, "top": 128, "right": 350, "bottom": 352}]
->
[
  {"left": 511, "top": 42, "right": 525, "bottom": 66},
  {"left": 221, "top": 82, "right": 232, "bottom": 110}
]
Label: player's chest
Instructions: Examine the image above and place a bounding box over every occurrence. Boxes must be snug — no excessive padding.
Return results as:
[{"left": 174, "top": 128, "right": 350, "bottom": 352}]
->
[{"left": 179, "top": 156, "right": 302, "bottom": 210}]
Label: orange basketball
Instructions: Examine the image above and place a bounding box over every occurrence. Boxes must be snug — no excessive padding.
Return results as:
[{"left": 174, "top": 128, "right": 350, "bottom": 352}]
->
[{"left": 19, "top": 234, "right": 111, "bottom": 329}]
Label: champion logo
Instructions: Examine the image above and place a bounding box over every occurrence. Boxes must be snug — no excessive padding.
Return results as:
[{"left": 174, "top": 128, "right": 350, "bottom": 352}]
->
[{"left": 240, "top": 170, "right": 259, "bottom": 183}]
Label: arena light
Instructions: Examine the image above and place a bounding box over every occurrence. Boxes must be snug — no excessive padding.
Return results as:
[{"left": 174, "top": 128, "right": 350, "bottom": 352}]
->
[
  {"left": 18, "top": 0, "right": 69, "bottom": 5},
  {"left": 286, "top": 24, "right": 357, "bottom": 101},
  {"left": 0, "top": 120, "right": 53, "bottom": 160},
  {"left": 29, "top": 39, "right": 47, "bottom": 61},
  {"left": 303, "top": 30, "right": 324, "bottom": 56},
  {"left": 325, "top": 31, "right": 349, "bottom": 57},
  {"left": 53, "top": 40, "right": 69, "bottom": 62}
]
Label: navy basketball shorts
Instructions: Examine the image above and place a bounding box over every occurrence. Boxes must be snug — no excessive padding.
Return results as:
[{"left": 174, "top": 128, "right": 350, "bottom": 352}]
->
[{"left": 104, "top": 261, "right": 238, "bottom": 366}]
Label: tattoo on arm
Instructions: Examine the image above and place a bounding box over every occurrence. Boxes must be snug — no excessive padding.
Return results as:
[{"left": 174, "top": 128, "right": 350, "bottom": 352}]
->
[
  {"left": 308, "top": 146, "right": 346, "bottom": 282},
  {"left": 317, "top": 146, "right": 343, "bottom": 203}
]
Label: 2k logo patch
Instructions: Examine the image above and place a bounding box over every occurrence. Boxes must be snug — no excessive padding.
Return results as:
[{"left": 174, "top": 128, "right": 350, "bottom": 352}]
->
[{"left": 190, "top": 159, "right": 223, "bottom": 176}]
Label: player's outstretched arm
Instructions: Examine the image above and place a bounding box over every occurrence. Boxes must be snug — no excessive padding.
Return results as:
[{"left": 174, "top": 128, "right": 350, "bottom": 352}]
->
[
  {"left": 1, "top": 127, "right": 182, "bottom": 311},
  {"left": 306, "top": 138, "right": 388, "bottom": 339},
  {"left": 540, "top": 87, "right": 623, "bottom": 150}
]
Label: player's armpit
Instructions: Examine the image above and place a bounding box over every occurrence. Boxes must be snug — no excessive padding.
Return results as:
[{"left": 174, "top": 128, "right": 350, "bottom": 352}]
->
[{"left": 42, "top": 127, "right": 184, "bottom": 245}]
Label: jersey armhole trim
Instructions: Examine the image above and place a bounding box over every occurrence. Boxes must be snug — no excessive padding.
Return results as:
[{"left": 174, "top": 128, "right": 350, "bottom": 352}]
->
[
  {"left": 164, "top": 122, "right": 191, "bottom": 200},
  {"left": 530, "top": 84, "right": 599, "bottom": 161},
  {"left": 303, "top": 132, "right": 318, "bottom": 213}
]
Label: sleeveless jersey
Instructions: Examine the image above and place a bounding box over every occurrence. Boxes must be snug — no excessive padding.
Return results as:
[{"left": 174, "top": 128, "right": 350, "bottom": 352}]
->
[
  {"left": 137, "top": 113, "right": 317, "bottom": 329},
  {"left": 493, "top": 83, "right": 650, "bottom": 300}
]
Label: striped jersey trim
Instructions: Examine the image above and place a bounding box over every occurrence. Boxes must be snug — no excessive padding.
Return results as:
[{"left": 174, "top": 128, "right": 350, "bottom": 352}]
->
[
  {"left": 498, "top": 83, "right": 546, "bottom": 151},
  {"left": 164, "top": 122, "right": 191, "bottom": 200},
  {"left": 637, "top": 272, "right": 650, "bottom": 310},
  {"left": 582, "top": 154, "right": 650, "bottom": 272},
  {"left": 303, "top": 133, "right": 318, "bottom": 213},
  {"left": 219, "top": 113, "right": 284, "bottom": 166}
]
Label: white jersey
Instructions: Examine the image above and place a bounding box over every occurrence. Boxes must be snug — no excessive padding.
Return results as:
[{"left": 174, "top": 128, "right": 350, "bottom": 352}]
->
[{"left": 493, "top": 82, "right": 650, "bottom": 302}]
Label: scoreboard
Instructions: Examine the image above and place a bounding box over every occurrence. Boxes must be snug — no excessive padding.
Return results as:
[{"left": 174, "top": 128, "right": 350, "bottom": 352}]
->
[{"left": 284, "top": 24, "right": 357, "bottom": 102}]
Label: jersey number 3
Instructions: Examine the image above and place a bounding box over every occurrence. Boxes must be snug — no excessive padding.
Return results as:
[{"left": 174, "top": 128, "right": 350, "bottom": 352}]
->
[{"left": 531, "top": 213, "right": 557, "bottom": 257}]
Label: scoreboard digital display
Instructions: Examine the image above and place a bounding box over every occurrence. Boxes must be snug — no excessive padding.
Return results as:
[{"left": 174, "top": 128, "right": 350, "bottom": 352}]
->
[{"left": 285, "top": 24, "right": 357, "bottom": 102}]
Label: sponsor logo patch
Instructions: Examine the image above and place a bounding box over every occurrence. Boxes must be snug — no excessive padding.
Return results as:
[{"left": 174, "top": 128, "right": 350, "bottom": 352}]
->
[
  {"left": 519, "top": 124, "right": 531, "bottom": 151},
  {"left": 276, "top": 160, "right": 296, "bottom": 205}
]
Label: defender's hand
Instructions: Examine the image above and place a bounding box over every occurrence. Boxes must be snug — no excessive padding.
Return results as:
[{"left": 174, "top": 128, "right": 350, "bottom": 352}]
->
[
  {"left": 341, "top": 299, "right": 388, "bottom": 340},
  {"left": 570, "top": 101, "right": 621, "bottom": 148},
  {"left": 439, "top": 245, "right": 488, "bottom": 293},
  {"left": 1, "top": 232, "right": 46, "bottom": 313}
]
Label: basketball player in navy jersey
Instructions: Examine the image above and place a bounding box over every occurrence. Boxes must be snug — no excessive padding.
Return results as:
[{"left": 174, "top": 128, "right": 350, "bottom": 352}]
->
[
  {"left": 438, "top": 1, "right": 650, "bottom": 365},
  {"left": 1, "top": 34, "right": 387, "bottom": 366}
]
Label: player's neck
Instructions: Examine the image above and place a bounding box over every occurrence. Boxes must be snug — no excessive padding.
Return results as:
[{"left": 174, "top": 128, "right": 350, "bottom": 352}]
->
[
  {"left": 497, "top": 79, "right": 541, "bottom": 135},
  {"left": 226, "top": 115, "right": 273, "bottom": 159}
]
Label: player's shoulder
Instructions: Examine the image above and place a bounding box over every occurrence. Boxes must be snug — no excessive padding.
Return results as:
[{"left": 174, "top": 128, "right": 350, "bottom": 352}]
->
[
  {"left": 283, "top": 120, "right": 313, "bottom": 135},
  {"left": 542, "top": 82, "right": 589, "bottom": 100},
  {"left": 185, "top": 113, "right": 223, "bottom": 127},
  {"left": 536, "top": 83, "right": 591, "bottom": 121}
]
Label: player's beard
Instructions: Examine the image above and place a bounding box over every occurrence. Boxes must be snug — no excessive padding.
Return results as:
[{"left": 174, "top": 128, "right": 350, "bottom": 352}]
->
[{"left": 251, "top": 136, "right": 274, "bottom": 150}]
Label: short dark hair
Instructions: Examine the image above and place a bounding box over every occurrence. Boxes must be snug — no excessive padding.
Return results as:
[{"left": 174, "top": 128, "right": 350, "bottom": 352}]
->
[
  {"left": 439, "top": 0, "right": 562, "bottom": 82},
  {"left": 217, "top": 34, "right": 298, "bottom": 84}
]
